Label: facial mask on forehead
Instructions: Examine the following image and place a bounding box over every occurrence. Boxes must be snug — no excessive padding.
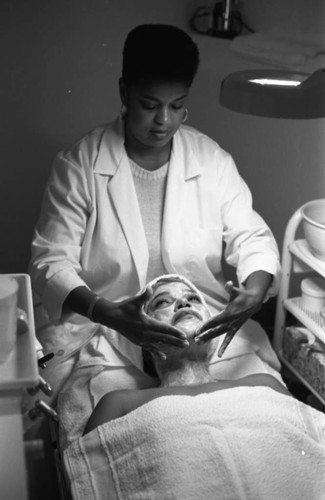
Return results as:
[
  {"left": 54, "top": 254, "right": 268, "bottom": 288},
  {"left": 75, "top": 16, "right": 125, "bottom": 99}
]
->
[{"left": 142, "top": 274, "right": 209, "bottom": 313}]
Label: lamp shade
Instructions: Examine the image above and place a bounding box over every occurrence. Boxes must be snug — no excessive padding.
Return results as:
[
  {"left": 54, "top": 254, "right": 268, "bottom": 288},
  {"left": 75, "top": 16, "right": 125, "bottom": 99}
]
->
[{"left": 219, "top": 69, "right": 325, "bottom": 119}]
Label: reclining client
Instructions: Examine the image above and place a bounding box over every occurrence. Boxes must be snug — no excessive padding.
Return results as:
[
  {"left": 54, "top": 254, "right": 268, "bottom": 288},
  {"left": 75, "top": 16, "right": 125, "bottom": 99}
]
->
[
  {"left": 63, "top": 275, "right": 325, "bottom": 499},
  {"left": 84, "top": 274, "right": 290, "bottom": 433}
]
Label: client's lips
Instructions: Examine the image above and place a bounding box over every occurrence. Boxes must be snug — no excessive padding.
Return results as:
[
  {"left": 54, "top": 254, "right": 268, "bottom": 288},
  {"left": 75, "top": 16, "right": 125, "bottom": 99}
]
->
[{"left": 171, "top": 309, "right": 202, "bottom": 325}]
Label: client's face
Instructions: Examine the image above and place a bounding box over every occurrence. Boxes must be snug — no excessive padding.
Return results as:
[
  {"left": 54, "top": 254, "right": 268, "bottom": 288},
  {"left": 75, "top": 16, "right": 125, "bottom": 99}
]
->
[{"left": 146, "top": 281, "right": 211, "bottom": 339}]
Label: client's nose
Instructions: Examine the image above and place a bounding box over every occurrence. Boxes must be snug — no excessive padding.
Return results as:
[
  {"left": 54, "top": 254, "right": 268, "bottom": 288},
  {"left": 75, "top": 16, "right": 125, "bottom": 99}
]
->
[{"left": 174, "top": 298, "right": 191, "bottom": 310}]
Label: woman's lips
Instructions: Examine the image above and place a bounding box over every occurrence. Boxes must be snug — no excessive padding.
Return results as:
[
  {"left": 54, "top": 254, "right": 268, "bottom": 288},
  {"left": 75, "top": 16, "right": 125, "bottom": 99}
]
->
[{"left": 151, "top": 129, "right": 169, "bottom": 139}]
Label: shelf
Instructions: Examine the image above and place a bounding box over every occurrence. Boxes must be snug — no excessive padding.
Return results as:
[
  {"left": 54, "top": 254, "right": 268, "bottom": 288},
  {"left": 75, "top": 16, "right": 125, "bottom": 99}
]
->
[
  {"left": 279, "top": 351, "right": 325, "bottom": 406},
  {"left": 274, "top": 211, "right": 325, "bottom": 409},
  {"left": 289, "top": 239, "right": 325, "bottom": 277},
  {"left": 0, "top": 274, "right": 38, "bottom": 392},
  {"left": 283, "top": 297, "right": 325, "bottom": 344}
]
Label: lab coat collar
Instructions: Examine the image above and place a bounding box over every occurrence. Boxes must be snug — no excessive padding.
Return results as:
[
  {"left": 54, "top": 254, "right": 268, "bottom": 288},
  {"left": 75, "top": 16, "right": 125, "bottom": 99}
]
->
[
  {"left": 93, "top": 117, "right": 125, "bottom": 175},
  {"left": 174, "top": 125, "right": 203, "bottom": 181},
  {"left": 93, "top": 118, "right": 202, "bottom": 180}
]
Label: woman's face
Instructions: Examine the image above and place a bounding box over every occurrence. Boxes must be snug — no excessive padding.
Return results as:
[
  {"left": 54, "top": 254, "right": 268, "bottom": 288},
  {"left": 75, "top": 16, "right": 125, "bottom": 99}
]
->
[
  {"left": 121, "top": 79, "right": 189, "bottom": 153},
  {"left": 146, "top": 281, "right": 210, "bottom": 338}
]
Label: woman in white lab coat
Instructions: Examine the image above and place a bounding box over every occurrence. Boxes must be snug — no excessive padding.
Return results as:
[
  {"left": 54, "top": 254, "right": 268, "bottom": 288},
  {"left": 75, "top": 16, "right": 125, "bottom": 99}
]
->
[{"left": 29, "top": 24, "right": 281, "bottom": 390}]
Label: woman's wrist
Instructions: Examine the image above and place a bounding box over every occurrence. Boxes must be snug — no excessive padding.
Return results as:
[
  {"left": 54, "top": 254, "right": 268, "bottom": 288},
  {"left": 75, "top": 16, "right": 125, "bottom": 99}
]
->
[
  {"left": 244, "top": 270, "right": 272, "bottom": 302},
  {"left": 63, "top": 286, "right": 113, "bottom": 324},
  {"left": 90, "top": 297, "right": 113, "bottom": 324},
  {"left": 87, "top": 295, "right": 101, "bottom": 322}
]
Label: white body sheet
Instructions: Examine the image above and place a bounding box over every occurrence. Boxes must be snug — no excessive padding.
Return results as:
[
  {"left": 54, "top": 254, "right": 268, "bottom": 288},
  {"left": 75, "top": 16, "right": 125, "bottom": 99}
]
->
[{"left": 64, "top": 386, "right": 325, "bottom": 500}]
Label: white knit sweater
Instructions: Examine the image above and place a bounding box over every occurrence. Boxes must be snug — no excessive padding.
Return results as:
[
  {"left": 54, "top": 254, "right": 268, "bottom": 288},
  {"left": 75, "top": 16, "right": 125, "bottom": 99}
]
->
[{"left": 129, "top": 159, "right": 169, "bottom": 282}]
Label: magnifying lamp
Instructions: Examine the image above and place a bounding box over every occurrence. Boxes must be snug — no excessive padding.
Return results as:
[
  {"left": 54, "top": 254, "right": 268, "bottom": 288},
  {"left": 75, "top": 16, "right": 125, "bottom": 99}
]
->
[{"left": 219, "top": 69, "right": 325, "bottom": 119}]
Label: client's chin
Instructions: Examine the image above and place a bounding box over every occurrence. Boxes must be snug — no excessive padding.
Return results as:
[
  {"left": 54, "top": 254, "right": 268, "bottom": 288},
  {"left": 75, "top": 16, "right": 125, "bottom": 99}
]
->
[
  {"left": 172, "top": 311, "right": 203, "bottom": 339},
  {"left": 173, "top": 316, "right": 212, "bottom": 360},
  {"left": 175, "top": 319, "right": 201, "bottom": 339}
]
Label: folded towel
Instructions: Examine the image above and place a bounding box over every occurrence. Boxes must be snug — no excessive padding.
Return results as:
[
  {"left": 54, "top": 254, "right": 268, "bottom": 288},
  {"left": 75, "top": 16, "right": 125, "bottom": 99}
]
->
[
  {"left": 64, "top": 386, "right": 325, "bottom": 500},
  {"left": 231, "top": 32, "right": 325, "bottom": 69}
]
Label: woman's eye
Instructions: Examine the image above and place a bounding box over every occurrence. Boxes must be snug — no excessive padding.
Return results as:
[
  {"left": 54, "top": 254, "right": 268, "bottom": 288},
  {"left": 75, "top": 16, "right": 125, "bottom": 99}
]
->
[
  {"left": 141, "top": 102, "right": 157, "bottom": 110},
  {"left": 171, "top": 104, "right": 184, "bottom": 111}
]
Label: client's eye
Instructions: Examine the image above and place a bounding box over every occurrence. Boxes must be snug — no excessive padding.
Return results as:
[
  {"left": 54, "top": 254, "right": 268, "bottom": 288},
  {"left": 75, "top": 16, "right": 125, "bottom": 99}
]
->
[
  {"left": 155, "top": 299, "right": 170, "bottom": 308},
  {"left": 187, "top": 294, "right": 201, "bottom": 303},
  {"left": 153, "top": 297, "right": 172, "bottom": 309}
]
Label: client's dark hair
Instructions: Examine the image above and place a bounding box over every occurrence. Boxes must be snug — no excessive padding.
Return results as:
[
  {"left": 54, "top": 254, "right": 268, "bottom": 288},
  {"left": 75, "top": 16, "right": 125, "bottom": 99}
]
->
[{"left": 122, "top": 24, "right": 200, "bottom": 87}]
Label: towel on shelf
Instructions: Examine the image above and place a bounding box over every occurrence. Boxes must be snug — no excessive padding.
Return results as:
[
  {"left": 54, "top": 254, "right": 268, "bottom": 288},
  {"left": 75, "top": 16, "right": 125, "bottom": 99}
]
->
[
  {"left": 230, "top": 32, "right": 325, "bottom": 69},
  {"left": 64, "top": 386, "right": 325, "bottom": 500}
]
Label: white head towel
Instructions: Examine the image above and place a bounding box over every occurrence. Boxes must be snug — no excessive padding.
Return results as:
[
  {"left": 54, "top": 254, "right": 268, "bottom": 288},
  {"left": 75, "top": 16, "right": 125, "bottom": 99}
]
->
[{"left": 141, "top": 273, "right": 210, "bottom": 315}]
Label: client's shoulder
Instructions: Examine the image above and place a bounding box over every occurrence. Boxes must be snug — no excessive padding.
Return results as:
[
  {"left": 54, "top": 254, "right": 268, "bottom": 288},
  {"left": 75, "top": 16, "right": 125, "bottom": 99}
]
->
[
  {"left": 83, "top": 389, "right": 139, "bottom": 434},
  {"left": 101, "top": 387, "right": 161, "bottom": 415},
  {"left": 100, "top": 388, "right": 140, "bottom": 411},
  {"left": 236, "top": 373, "right": 291, "bottom": 396}
]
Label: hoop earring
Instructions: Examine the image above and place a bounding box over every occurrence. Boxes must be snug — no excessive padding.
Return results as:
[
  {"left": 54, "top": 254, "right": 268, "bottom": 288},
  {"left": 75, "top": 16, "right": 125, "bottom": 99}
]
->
[
  {"left": 182, "top": 108, "right": 189, "bottom": 123},
  {"left": 120, "top": 104, "right": 127, "bottom": 120}
]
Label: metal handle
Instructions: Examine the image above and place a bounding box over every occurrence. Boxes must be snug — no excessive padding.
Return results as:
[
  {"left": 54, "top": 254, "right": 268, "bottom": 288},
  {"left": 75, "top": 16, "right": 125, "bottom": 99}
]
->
[
  {"left": 27, "top": 375, "right": 53, "bottom": 397},
  {"left": 28, "top": 400, "right": 59, "bottom": 423}
]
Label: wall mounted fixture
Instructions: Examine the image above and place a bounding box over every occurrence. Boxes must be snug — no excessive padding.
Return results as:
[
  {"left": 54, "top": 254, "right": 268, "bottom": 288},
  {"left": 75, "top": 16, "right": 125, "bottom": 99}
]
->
[
  {"left": 219, "top": 69, "right": 325, "bottom": 119},
  {"left": 190, "top": 0, "right": 252, "bottom": 39}
]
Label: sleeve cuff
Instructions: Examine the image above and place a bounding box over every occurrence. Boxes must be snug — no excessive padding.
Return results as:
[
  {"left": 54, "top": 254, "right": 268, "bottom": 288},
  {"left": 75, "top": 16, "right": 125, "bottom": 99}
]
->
[
  {"left": 237, "top": 255, "right": 282, "bottom": 300},
  {"left": 42, "top": 269, "right": 90, "bottom": 322}
]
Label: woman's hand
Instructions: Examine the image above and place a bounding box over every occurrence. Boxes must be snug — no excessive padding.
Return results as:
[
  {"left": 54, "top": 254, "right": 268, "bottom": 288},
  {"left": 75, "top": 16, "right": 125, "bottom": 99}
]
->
[
  {"left": 194, "top": 271, "right": 272, "bottom": 357},
  {"left": 93, "top": 288, "right": 189, "bottom": 359}
]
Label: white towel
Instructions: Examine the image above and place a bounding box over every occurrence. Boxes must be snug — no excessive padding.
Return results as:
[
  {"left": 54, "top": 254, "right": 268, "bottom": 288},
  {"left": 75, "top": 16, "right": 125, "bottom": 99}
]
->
[
  {"left": 231, "top": 32, "right": 325, "bottom": 69},
  {"left": 64, "top": 386, "right": 325, "bottom": 500},
  {"left": 57, "top": 319, "right": 283, "bottom": 451},
  {"left": 57, "top": 339, "right": 157, "bottom": 451}
]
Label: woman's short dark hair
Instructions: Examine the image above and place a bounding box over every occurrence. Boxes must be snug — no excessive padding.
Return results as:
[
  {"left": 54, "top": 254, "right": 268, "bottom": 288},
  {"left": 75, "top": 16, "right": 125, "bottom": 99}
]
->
[{"left": 122, "top": 24, "right": 200, "bottom": 87}]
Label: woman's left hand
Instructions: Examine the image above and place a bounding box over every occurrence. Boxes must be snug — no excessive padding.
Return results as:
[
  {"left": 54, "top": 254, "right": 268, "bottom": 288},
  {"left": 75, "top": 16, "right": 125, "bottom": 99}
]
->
[{"left": 194, "top": 271, "right": 272, "bottom": 357}]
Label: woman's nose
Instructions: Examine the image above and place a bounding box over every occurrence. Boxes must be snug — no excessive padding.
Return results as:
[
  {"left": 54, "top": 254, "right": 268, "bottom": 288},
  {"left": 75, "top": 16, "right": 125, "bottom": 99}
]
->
[
  {"left": 154, "top": 106, "right": 169, "bottom": 125},
  {"left": 174, "top": 298, "right": 191, "bottom": 310}
]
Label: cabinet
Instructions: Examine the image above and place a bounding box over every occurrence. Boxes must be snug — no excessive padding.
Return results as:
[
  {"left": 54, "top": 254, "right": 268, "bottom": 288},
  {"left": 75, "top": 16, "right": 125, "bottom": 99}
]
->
[
  {"left": 273, "top": 208, "right": 325, "bottom": 406},
  {"left": 0, "top": 274, "right": 39, "bottom": 500}
]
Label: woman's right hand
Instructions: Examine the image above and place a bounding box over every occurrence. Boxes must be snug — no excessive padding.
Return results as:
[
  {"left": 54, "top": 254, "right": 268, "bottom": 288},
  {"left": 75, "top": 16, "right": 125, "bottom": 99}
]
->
[{"left": 93, "top": 289, "right": 189, "bottom": 359}]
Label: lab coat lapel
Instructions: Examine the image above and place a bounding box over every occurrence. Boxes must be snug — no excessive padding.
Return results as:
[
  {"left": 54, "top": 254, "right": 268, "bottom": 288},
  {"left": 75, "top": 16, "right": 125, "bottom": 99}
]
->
[
  {"left": 109, "top": 157, "right": 149, "bottom": 288},
  {"left": 161, "top": 129, "right": 202, "bottom": 271},
  {"left": 94, "top": 119, "right": 149, "bottom": 289}
]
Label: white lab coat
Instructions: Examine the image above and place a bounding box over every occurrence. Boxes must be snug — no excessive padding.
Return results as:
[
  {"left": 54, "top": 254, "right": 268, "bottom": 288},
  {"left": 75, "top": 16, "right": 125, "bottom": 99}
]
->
[{"left": 29, "top": 117, "right": 281, "bottom": 372}]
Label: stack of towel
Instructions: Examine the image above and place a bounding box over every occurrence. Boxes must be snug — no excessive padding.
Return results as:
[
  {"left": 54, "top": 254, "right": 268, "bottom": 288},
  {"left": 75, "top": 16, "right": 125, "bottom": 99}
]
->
[{"left": 230, "top": 32, "right": 325, "bottom": 70}]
